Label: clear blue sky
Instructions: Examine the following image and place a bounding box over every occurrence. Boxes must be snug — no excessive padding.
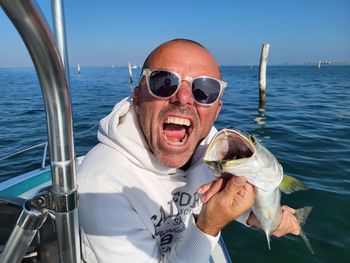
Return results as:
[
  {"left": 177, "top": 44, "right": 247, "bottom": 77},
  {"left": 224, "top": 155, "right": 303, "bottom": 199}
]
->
[{"left": 1, "top": 0, "right": 349, "bottom": 67}]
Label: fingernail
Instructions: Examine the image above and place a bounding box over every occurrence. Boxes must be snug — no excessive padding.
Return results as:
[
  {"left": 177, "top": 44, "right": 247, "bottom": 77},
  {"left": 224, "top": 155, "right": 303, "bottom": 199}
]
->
[{"left": 233, "top": 176, "right": 246, "bottom": 186}]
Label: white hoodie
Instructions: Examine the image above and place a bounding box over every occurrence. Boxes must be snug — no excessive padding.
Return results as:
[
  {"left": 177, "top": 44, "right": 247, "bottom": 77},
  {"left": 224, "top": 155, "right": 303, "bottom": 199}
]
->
[{"left": 78, "top": 97, "right": 246, "bottom": 262}]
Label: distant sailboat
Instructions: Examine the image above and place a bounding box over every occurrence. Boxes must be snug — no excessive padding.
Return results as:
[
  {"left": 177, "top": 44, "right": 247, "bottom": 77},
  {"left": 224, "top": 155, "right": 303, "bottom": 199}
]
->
[
  {"left": 77, "top": 63, "right": 81, "bottom": 74},
  {"left": 318, "top": 60, "right": 321, "bottom": 69}
]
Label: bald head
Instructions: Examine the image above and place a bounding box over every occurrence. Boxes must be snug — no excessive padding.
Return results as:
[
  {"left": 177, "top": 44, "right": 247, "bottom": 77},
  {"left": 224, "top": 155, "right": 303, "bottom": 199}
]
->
[{"left": 142, "top": 39, "right": 221, "bottom": 80}]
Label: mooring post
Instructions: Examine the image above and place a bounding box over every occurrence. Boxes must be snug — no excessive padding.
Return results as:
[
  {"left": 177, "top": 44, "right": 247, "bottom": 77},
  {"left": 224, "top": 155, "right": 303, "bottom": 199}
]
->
[
  {"left": 258, "top": 43, "right": 270, "bottom": 112},
  {"left": 128, "top": 61, "right": 133, "bottom": 83}
]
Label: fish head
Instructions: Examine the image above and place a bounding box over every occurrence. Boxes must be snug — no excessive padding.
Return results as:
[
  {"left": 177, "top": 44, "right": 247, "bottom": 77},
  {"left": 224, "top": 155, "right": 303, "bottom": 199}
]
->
[
  {"left": 203, "top": 128, "right": 255, "bottom": 176},
  {"left": 204, "top": 128, "right": 283, "bottom": 191}
]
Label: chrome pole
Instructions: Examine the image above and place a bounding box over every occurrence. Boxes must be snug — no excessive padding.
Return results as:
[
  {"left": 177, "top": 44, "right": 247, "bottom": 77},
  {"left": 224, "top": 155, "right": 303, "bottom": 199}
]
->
[
  {"left": 0, "top": 0, "right": 80, "bottom": 262},
  {"left": 51, "top": 0, "right": 70, "bottom": 82},
  {"left": 51, "top": 1, "right": 80, "bottom": 261},
  {"left": 0, "top": 201, "right": 48, "bottom": 263}
]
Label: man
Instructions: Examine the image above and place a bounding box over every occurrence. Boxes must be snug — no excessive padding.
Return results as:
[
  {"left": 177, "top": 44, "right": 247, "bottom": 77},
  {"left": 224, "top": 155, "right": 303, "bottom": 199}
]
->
[{"left": 78, "top": 39, "right": 300, "bottom": 262}]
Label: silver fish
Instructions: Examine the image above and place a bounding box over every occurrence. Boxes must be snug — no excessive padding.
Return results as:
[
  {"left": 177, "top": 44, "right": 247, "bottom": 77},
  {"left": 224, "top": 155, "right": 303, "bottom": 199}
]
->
[{"left": 203, "top": 128, "right": 314, "bottom": 254}]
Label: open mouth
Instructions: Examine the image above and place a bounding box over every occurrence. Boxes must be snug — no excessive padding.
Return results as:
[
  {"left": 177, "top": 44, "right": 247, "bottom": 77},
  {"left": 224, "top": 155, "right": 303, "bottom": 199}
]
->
[
  {"left": 205, "top": 130, "right": 254, "bottom": 162},
  {"left": 223, "top": 135, "right": 254, "bottom": 160},
  {"left": 162, "top": 116, "right": 192, "bottom": 146}
]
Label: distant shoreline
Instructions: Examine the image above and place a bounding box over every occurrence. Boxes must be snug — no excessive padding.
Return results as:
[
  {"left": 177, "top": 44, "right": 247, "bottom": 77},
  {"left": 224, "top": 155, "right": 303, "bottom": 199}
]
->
[{"left": 1, "top": 63, "right": 350, "bottom": 69}]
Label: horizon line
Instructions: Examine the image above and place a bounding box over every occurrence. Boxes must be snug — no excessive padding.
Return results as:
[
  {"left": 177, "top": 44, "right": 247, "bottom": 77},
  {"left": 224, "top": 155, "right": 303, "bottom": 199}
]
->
[{"left": 1, "top": 62, "right": 350, "bottom": 69}]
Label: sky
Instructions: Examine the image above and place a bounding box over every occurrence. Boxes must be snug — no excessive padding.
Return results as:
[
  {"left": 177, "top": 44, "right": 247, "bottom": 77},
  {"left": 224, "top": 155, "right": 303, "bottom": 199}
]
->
[{"left": 0, "top": 0, "right": 349, "bottom": 67}]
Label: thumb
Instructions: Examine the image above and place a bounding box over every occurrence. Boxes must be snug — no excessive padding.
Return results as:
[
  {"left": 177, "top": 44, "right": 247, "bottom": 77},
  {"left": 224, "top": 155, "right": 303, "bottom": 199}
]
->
[{"left": 222, "top": 176, "right": 246, "bottom": 198}]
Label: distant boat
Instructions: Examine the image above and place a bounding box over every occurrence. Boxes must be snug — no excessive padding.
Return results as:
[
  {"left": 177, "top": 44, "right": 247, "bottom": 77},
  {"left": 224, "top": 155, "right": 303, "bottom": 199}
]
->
[{"left": 131, "top": 65, "right": 138, "bottom": 69}]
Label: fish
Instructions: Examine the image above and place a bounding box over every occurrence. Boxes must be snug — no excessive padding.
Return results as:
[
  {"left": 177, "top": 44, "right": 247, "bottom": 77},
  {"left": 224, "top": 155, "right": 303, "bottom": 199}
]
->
[{"left": 203, "top": 128, "right": 314, "bottom": 254}]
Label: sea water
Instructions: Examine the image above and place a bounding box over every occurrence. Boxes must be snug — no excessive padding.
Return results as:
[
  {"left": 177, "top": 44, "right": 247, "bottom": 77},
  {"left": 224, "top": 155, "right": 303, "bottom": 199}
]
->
[{"left": 0, "top": 65, "right": 349, "bottom": 262}]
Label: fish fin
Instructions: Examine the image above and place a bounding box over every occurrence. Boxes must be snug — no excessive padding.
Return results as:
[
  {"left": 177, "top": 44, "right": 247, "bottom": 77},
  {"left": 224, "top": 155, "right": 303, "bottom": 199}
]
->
[
  {"left": 279, "top": 174, "right": 308, "bottom": 194},
  {"left": 299, "top": 229, "right": 315, "bottom": 255},
  {"left": 265, "top": 231, "right": 271, "bottom": 250},
  {"left": 295, "top": 206, "right": 315, "bottom": 254},
  {"left": 295, "top": 206, "right": 313, "bottom": 227}
]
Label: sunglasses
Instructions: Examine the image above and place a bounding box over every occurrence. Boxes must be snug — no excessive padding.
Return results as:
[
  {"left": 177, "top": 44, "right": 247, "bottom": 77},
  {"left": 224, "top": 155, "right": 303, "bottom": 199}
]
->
[{"left": 140, "top": 68, "right": 228, "bottom": 106}]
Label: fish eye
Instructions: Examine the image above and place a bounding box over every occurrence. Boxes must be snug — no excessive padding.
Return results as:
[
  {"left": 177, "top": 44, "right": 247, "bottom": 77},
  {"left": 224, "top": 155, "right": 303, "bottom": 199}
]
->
[
  {"left": 249, "top": 134, "right": 257, "bottom": 145},
  {"left": 217, "top": 161, "right": 224, "bottom": 171}
]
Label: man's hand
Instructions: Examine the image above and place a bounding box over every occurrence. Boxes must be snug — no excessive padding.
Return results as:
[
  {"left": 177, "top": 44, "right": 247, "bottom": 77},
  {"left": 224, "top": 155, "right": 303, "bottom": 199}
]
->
[
  {"left": 246, "top": 205, "right": 301, "bottom": 236},
  {"left": 195, "top": 176, "right": 255, "bottom": 236},
  {"left": 273, "top": 205, "right": 301, "bottom": 236}
]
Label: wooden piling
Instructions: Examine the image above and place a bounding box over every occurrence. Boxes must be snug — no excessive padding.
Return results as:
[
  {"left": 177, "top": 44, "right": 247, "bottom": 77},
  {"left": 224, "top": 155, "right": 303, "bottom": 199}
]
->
[
  {"left": 128, "top": 61, "right": 133, "bottom": 83},
  {"left": 258, "top": 43, "right": 270, "bottom": 112}
]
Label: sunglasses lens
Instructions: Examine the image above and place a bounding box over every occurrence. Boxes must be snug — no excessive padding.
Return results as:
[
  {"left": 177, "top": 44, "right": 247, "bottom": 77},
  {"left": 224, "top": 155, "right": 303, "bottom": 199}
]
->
[
  {"left": 149, "top": 70, "right": 179, "bottom": 97},
  {"left": 192, "top": 78, "right": 221, "bottom": 104}
]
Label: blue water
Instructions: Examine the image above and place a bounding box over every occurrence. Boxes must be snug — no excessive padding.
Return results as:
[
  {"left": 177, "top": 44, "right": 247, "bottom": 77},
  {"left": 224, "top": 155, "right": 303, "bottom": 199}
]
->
[{"left": 1, "top": 66, "right": 349, "bottom": 262}]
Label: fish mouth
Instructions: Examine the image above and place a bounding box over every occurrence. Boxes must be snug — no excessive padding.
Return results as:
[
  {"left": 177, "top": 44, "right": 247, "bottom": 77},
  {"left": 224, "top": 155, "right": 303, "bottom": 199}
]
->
[
  {"left": 161, "top": 115, "right": 193, "bottom": 146},
  {"left": 205, "top": 129, "right": 255, "bottom": 162},
  {"left": 222, "top": 132, "right": 254, "bottom": 160}
]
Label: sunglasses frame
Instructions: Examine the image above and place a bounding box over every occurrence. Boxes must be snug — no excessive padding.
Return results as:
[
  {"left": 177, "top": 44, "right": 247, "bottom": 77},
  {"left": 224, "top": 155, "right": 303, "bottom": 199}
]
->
[{"left": 139, "top": 68, "right": 228, "bottom": 106}]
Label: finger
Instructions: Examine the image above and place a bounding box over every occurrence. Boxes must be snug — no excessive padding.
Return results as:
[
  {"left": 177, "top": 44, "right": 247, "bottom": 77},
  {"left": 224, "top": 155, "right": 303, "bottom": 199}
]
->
[
  {"left": 273, "top": 210, "right": 300, "bottom": 237},
  {"left": 222, "top": 176, "right": 246, "bottom": 202},
  {"left": 237, "top": 182, "right": 254, "bottom": 198},
  {"left": 272, "top": 217, "right": 289, "bottom": 237},
  {"left": 233, "top": 182, "right": 255, "bottom": 211},
  {"left": 196, "top": 181, "right": 214, "bottom": 195},
  {"left": 272, "top": 216, "right": 288, "bottom": 237},
  {"left": 202, "top": 178, "right": 225, "bottom": 203},
  {"left": 246, "top": 212, "right": 262, "bottom": 228},
  {"left": 282, "top": 205, "right": 296, "bottom": 214},
  {"left": 273, "top": 208, "right": 292, "bottom": 237},
  {"left": 289, "top": 214, "right": 301, "bottom": 235}
]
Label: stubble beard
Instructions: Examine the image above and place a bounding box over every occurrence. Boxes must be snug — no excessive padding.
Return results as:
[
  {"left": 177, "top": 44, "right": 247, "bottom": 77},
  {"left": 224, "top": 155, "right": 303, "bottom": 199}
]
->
[{"left": 139, "top": 104, "right": 202, "bottom": 168}]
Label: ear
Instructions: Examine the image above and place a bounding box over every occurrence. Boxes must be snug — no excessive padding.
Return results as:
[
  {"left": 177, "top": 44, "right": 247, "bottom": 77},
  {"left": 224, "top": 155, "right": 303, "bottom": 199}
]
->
[
  {"left": 214, "top": 100, "right": 222, "bottom": 119},
  {"left": 133, "top": 87, "right": 140, "bottom": 115}
]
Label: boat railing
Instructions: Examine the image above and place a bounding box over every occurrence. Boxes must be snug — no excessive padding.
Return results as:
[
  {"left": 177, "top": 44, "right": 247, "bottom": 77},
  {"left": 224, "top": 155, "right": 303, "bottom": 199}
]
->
[
  {"left": 0, "top": 142, "right": 49, "bottom": 170},
  {"left": 0, "top": 123, "right": 98, "bottom": 173}
]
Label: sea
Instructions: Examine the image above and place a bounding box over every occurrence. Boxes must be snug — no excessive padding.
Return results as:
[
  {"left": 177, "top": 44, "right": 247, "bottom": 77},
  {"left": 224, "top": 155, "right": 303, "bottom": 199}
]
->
[{"left": 0, "top": 65, "right": 349, "bottom": 262}]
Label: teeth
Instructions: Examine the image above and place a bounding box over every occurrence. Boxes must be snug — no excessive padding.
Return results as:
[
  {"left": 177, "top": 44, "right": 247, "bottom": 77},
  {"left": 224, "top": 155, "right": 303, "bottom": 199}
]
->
[
  {"left": 166, "top": 134, "right": 188, "bottom": 145},
  {"left": 164, "top": 117, "right": 191, "bottom": 126}
]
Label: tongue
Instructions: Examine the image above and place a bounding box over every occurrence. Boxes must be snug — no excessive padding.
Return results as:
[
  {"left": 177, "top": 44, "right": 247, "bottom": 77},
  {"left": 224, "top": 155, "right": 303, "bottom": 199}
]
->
[{"left": 163, "top": 123, "right": 186, "bottom": 142}]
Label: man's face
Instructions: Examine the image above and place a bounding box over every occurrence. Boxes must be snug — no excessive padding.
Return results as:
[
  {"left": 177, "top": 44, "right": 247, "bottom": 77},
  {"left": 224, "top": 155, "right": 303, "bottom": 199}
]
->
[{"left": 134, "top": 41, "right": 222, "bottom": 168}]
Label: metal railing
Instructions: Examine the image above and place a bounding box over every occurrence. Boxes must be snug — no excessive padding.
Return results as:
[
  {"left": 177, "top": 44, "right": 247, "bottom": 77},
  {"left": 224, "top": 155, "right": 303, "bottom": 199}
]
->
[
  {"left": 0, "top": 122, "right": 98, "bottom": 172},
  {"left": 0, "top": 142, "right": 49, "bottom": 170}
]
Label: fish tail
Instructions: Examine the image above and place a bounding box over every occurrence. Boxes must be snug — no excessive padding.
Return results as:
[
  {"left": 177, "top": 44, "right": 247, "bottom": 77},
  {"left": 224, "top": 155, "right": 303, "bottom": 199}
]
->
[
  {"left": 295, "top": 206, "right": 312, "bottom": 227},
  {"left": 295, "top": 206, "right": 315, "bottom": 254}
]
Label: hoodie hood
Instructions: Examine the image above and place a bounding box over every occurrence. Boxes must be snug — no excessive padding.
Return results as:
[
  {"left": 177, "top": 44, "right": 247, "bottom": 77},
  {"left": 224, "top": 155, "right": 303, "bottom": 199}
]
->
[{"left": 97, "top": 97, "right": 216, "bottom": 176}]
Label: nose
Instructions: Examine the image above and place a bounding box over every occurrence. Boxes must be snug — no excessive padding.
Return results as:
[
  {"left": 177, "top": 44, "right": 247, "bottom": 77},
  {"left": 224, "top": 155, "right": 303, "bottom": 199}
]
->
[{"left": 169, "top": 80, "right": 194, "bottom": 106}]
